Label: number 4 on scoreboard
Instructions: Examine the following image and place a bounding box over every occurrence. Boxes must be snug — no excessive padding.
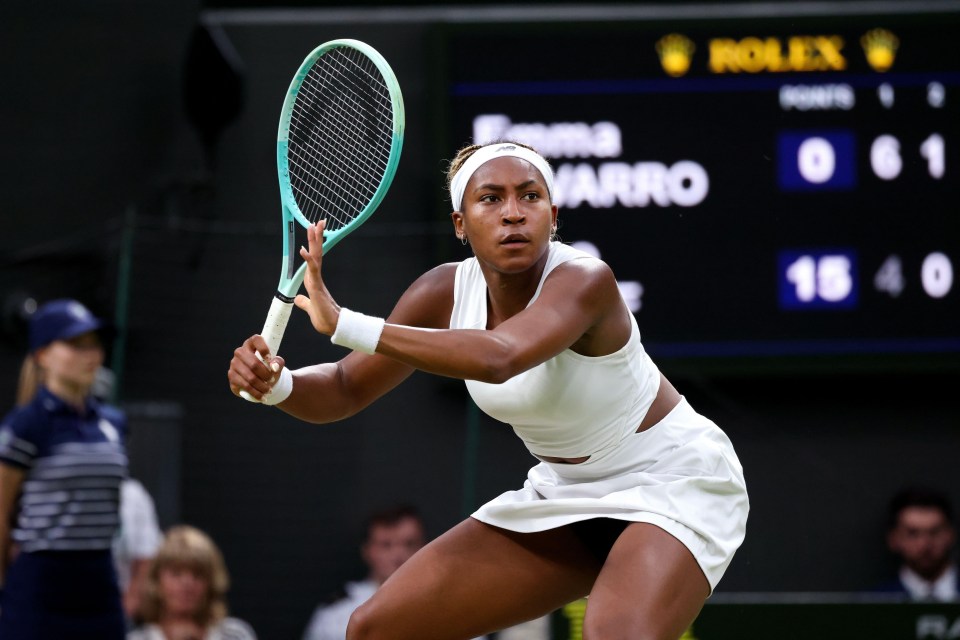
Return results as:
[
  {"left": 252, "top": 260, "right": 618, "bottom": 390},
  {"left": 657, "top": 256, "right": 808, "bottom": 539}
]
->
[{"left": 874, "top": 255, "right": 905, "bottom": 298}]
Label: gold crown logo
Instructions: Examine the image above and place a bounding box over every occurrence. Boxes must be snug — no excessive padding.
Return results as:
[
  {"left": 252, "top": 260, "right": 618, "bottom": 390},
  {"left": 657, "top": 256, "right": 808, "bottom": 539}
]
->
[
  {"left": 861, "top": 28, "right": 899, "bottom": 72},
  {"left": 656, "top": 34, "right": 696, "bottom": 77}
]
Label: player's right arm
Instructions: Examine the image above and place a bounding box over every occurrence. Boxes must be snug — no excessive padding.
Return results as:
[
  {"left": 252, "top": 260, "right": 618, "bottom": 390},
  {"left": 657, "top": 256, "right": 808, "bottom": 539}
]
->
[{"left": 228, "top": 264, "right": 456, "bottom": 424}]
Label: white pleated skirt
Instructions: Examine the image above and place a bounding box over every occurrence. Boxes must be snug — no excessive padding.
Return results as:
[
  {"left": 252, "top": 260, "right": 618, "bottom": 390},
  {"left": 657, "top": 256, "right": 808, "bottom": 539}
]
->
[{"left": 472, "top": 397, "right": 749, "bottom": 592}]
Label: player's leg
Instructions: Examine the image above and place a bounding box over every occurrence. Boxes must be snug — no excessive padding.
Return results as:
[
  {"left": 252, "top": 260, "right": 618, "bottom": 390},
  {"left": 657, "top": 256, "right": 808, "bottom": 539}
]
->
[
  {"left": 582, "top": 522, "right": 710, "bottom": 640},
  {"left": 346, "top": 517, "right": 602, "bottom": 640}
]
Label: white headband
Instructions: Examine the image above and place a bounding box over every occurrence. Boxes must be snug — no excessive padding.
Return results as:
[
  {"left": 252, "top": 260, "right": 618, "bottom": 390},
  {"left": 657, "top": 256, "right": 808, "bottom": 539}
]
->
[{"left": 449, "top": 143, "right": 555, "bottom": 211}]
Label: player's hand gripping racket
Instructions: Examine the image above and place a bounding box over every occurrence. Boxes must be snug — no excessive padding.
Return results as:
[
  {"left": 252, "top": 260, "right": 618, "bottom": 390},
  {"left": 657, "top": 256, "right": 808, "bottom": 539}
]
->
[{"left": 240, "top": 39, "right": 404, "bottom": 402}]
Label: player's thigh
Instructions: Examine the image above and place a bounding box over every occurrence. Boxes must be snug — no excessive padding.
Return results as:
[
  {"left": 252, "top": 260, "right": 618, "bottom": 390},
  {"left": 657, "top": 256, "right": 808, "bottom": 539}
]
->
[
  {"left": 583, "top": 522, "right": 709, "bottom": 640},
  {"left": 347, "top": 517, "right": 601, "bottom": 640}
]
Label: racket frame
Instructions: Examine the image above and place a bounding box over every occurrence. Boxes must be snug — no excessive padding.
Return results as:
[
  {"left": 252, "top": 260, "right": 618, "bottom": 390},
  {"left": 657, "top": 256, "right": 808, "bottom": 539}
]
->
[
  {"left": 275, "top": 38, "right": 405, "bottom": 300},
  {"left": 243, "top": 39, "right": 403, "bottom": 401}
]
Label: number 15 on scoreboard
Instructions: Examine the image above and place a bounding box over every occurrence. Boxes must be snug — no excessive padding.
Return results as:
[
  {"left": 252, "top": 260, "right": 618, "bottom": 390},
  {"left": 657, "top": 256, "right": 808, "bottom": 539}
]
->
[{"left": 779, "top": 249, "right": 858, "bottom": 309}]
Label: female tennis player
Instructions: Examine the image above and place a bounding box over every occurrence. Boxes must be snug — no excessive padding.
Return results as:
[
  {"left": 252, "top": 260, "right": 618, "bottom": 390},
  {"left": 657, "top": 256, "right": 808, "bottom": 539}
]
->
[{"left": 228, "top": 141, "right": 749, "bottom": 640}]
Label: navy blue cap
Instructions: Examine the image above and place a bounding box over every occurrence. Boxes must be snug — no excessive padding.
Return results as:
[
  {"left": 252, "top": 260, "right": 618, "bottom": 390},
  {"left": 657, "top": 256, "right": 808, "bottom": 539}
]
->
[{"left": 28, "top": 299, "right": 107, "bottom": 352}]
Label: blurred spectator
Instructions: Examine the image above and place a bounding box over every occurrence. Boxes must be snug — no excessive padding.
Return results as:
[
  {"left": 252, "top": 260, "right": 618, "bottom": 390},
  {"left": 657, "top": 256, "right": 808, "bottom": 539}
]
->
[
  {"left": 302, "top": 505, "right": 427, "bottom": 640},
  {"left": 0, "top": 299, "right": 127, "bottom": 638},
  {"left": 114, "top": 477, "right": 163, "bottom": 626},
  {"left": 128, "top": 524, "right": 256, "bottom": 640},
  {"left": 302, "top": 505, "right": 549, "bottom": 640},
  {"left": 877, "top": 486, "right": 958, "bottom": 602}
]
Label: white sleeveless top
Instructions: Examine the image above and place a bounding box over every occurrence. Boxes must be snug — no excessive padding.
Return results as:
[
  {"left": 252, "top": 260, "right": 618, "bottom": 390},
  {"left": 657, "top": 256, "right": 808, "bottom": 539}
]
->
[{"left": 450, "top": 242, "right": 661, "bottom": 458}]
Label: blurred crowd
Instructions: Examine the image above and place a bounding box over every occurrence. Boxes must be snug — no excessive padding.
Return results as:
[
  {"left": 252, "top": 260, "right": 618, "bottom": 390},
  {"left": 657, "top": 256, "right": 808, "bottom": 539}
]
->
[{"left": 0, "top": 298, "right": 955, "bottom": 640}]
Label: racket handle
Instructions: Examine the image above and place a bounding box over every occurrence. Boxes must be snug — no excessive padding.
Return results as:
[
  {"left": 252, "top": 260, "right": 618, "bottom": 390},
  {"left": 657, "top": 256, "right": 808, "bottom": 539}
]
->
[
  {"left": 260, "top": 294, "right": 294, "bottom": 356},
  {"left": 240, "top": 295, "right": 294, "bottom": 403}
]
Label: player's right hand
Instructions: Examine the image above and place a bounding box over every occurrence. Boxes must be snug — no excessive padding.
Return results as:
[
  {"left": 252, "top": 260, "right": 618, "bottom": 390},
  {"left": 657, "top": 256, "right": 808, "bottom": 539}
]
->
[{"left": 228, "top": 334, "right": 286, "bottom": 401}]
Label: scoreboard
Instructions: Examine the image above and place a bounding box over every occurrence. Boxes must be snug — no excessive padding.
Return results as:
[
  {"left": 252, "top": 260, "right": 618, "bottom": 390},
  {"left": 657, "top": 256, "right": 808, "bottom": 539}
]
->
[{"left": 438, "top": 5, "right": 960, "bottom": 367}]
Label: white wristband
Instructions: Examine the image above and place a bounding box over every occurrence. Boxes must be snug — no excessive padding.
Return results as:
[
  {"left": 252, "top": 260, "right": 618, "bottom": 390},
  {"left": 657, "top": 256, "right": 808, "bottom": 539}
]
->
[
  {"left": 261, "top": 366, "right": 293, "bottom": 406},
  {"left": 330, "top": 308, "right": 385, "bottom": 355}
]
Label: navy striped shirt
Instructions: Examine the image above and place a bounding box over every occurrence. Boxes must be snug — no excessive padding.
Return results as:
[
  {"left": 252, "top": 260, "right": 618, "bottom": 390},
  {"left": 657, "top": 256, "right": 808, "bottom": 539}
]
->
[{"left": 0, "top": 387, "right": 127, "bottom": 552}]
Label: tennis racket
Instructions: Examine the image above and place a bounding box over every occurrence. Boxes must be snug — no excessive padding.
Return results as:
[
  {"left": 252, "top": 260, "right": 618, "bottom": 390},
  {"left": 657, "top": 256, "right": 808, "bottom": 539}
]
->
[{"left": 241, "top": 39, "right": 404, "bottom": 402}]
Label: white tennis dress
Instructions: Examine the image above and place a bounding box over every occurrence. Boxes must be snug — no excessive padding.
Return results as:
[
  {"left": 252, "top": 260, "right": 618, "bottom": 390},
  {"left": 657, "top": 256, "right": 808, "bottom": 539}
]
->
[{"left": 450, "top": 242, "right": 749, "bottom": 591}]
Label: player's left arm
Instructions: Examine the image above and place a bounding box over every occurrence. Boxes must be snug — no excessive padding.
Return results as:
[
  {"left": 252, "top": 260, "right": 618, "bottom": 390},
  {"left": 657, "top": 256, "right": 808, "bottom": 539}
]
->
[{"left": 376, "top": 257, "right": 629, "bottom": 383}]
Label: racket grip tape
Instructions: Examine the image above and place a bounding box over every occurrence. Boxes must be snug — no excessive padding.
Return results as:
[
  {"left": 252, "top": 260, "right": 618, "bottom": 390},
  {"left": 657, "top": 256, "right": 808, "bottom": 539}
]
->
[
  {"left": 261, "top": 293, "right": 295, "bottom": 356},
  {"left": 239, "top": 294, "right": 295, "bottom": 403}
]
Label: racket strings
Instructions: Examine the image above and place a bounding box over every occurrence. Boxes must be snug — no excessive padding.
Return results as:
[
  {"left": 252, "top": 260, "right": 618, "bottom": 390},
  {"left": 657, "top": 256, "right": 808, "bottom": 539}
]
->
[
  {"left": 291, "top": 90, "right": 386, "bottom": 223},
  {"left": 290, "top": 92, "right": 388, "bottom": 228},
  {"left": 295, "top": 58, "right": 392, "bottom": 186},
  {"left": 288, "top": 47, "right": 395, "bottom": 228},
  {"left": 290, "top": 112, "right": 379, "bottom": 226},
  {"left": 312, "top": 54, "right": 393, "bottom": 157},
  {"left": 290, "top": 57, "right": 389, "bottom": 162}
]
